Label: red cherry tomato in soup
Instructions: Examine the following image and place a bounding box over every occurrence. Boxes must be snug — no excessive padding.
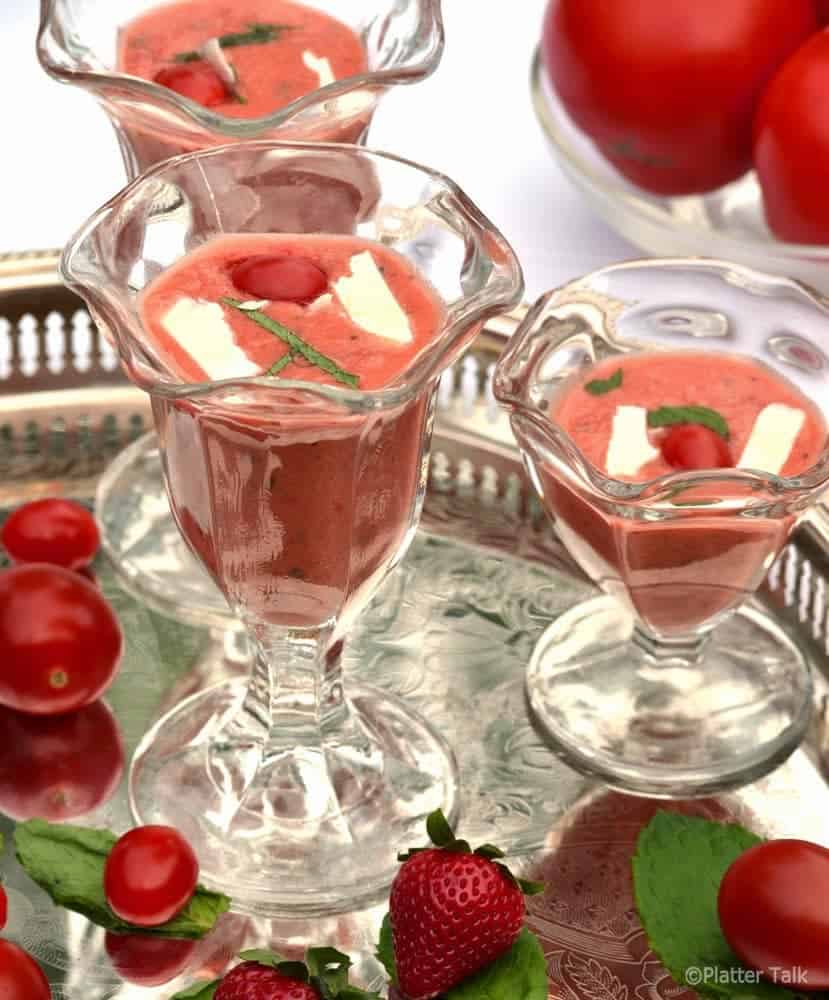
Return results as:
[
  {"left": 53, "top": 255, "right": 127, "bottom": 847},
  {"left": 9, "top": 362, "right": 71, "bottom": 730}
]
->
[
  {"left": 0, "top": 939, "right": 51, "bottom": 1000},
  {"left": 2, "top": 498, "right": 99, "bottom": 570},
  {"left": 154, "top": 64, "right": 228, "bottom": 107},
  {"left": 0, "top": 564, "right": 122, "bottom": 715},
  {"left": 541, "top": 0, "right": 817, "bottom": 195},
  {"left": 660, "top": 425, "right": 733, "bottom": 471},
  {"left": 0, "top": 700, "right": 123, "bottom": 820},
  {"left": 754, "top": 32, "right": 829, "bottom": 243},
  {"left": 104, "top": 825, "right": 199, "bottom": 927},
  {"left": 230, "top": 256, "right": 328, "bottom": 304},
  {"left": 718, "top": 839, "right": 829, "bottom": 988},
  {"left": 105, "top": 932, "right": 196, "bottom": 987}
]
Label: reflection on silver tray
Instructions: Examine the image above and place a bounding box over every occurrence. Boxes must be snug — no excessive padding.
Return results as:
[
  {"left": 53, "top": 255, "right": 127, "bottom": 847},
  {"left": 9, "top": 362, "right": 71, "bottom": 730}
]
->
[{"left": 2, "top": 251, "right": 829, "bottom": 997}]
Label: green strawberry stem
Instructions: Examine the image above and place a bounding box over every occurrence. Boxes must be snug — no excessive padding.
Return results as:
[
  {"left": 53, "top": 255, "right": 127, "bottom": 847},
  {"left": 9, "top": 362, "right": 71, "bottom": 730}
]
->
[{"left": 398, "top": 810, "right": 545, "bottom": 895}]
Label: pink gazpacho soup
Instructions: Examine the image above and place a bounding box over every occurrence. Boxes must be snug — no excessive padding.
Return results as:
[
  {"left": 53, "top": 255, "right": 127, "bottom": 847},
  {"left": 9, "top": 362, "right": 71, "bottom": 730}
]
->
[
  {"left": 119, "top": 0, "right": 367, "bottom": 119},
  {"left": 139, "top": 234, "right": 445, "bottom": 627},
  {"left": 535, "top": 350, "right": 828, "bottom": 635}
]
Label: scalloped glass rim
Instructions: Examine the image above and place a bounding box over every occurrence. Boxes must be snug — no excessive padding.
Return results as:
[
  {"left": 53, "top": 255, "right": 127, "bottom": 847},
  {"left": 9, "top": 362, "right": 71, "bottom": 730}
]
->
[
  {"left": 61, "top": 139, "right": 524, "bottom": 408},
  {"left": 495, "top": 257, "right": 829, "bottom": 502},
  {"left": 37, "top": 0, "right": 444, "bottom": 135},
  {"left": 529, "top": 46, "right": 829, "bottom": 262}
]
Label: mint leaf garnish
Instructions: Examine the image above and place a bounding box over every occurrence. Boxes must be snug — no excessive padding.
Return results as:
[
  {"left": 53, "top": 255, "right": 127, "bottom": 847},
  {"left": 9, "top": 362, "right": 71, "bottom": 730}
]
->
[
  {"left": 444, "top": 928, "right": 548, "bottom": 1000},
  {"left": 376, "top": 913, "right": 397, "bottom": 984},
  {"left": 14, "top": 819, "right": 230, "bottom": 939},
  {"left": 647, "top": 405, "right": 729, "bottom": 439},
  {"left": 267, "top": 350, "right": 295, "bottom": 376},
  {"left": 174, "top": 23, "right": 292, "bottom": 62},
  {"left": 170, "top": 981, "right": 220, "bottom": 1000},
  {"left": 632, "top": 812, "right": 792, "bottom": 1000},
  {"left": 221, "top": 298, "right": 359, "bottom": 388},
  {"left": 584, "top": 367, "right": 623, "bottom": 396}
]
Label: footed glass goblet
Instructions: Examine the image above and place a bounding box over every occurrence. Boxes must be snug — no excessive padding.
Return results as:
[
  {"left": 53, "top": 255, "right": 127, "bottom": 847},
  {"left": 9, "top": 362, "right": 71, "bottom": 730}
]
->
[
  {"left": 38, "top": 0, "right": 444, "bottom": 623},
  {"left": 62, "top": 141, "right": 523, "bottom": 914},
  {"left": 494, "top": 258, "right": 829, "bottom": 798}
]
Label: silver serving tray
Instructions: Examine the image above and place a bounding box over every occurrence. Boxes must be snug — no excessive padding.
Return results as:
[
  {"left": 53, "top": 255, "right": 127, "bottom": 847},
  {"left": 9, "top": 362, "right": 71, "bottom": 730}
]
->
[{"left": 2, "top": 251, "right": 829, "bottom": 999}]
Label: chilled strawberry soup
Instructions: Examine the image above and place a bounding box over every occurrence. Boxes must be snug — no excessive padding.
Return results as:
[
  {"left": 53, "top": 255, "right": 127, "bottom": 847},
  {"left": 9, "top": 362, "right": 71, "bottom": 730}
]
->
[
  {"left": 119, "top": 0, "right": 367, "bottom": 119},
  {"left": 535, "top": 350, "right": 828, "bottom": 635},
  {"left": 140, "top": 234, "right": 445, "bottom": 627}
]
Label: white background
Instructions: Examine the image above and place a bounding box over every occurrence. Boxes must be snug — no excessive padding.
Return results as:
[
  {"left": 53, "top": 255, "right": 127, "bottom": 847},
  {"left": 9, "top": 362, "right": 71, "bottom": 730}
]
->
[{"left": 0, "top": 0, "right": 636, "bottom": 301}]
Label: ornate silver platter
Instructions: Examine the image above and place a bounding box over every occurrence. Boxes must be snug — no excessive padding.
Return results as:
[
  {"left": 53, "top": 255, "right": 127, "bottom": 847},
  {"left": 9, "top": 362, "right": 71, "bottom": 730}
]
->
[{"left": 2, "top": 251, "right": 829, "bottom": 998}]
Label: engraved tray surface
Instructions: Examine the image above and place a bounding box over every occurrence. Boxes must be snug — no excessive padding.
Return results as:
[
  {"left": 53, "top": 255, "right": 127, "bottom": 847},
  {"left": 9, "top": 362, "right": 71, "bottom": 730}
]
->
[{"left": 2, "top": 252, "right": 829, "bottom": 999}]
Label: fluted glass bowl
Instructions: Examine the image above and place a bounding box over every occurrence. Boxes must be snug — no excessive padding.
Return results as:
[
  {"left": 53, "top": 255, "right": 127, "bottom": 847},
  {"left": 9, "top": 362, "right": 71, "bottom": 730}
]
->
[{"left": 530, "top": 47, "right": 829, "bottom": 296}]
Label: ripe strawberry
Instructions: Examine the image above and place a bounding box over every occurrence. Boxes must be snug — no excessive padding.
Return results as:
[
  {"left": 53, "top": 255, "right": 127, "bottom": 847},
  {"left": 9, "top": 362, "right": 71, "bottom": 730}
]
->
[
  {"left": 389, "top": 811, "right": 543, "bottom": 999},
  {"left": 213, "top": 948, "right": 380, "bottom": 1000},
  {"left": 214, "top": 961, "right": 318, "bottom": 1000}
]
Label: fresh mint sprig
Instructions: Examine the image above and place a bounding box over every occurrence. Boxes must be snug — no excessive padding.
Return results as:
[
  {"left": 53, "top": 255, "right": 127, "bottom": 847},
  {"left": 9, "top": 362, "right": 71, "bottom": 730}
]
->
[
  {"left": 174, "top": 23, "right": 293, "bottom": 62},
  {"left": 632, "top": 812, "right": 791, "bottom": 1000},
  {"left": 647, "top": 404, "right": 730, "bottom": 439},
  {"left": 584, "top": 368, "right": 623, "bottom": 396},
  {"left": 221, "top": 297, "right": 360, "bottom": 388},
  {"left": 14, "top": 819, "right": 230, "bottom": 939}
]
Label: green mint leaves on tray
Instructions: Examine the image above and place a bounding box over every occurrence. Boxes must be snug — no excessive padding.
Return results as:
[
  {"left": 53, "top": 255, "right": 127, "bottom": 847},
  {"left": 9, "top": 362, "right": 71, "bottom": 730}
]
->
[
  {"left": 174, "top": 23, "right": 293, "bottom": 62},
  {"left": 14, "top": 819, "right": 230, "bottom": 939},
  {"left": 647, "top": 405, "right": 730, "bottom": 439},
  {"left": 584, "top": 367, "right": 623, "bottom": 396},
  {"left": 376, "top": 915, "right": 547, "bottom": 1000},
  {"left": 632, "top": 812, "right": 794, "bottom": 1000},
  {"left": 221, "top": 297, "right": 360, "bottom": 388}
]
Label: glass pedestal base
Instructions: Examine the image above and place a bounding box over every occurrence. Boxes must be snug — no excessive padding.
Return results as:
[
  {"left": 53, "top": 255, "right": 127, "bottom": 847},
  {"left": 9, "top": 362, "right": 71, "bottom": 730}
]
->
[
  {"left": 129, "top": 679, "right": 459, "bottom": 917},
  {"left": 526, "top": 595, "right": 813, "bottom": 798}
]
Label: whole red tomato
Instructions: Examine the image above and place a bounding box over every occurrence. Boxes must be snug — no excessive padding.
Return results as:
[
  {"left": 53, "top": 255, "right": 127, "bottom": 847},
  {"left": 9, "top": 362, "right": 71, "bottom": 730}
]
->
[
  {"left": 660, "top": 425, "right": 733, "bottom": 470},
  {"left": 718, "top": 839, "right": 829, "bottom": 988},
  {"left": 754, "top": 32, "right": 829, "bottom": 243},
  {"left": 0, "top": 564, "right": 123, "bottom": 715},
  {"left": 104, "top": 826, "right": 199, "bottom": 927},
  {"left": 105, "top": 932, "right": 196, "bottom": 987},
  {"left": 154, "top": 64, "right": 228, "bottom": 106},
  {"left": 1, "top": 498, "right": 99, "bottom": 570},
  {"left": 542, "top": 0, "right": 817, "bottom": 195},
  {"left": 0, "top": 939, "right": 51, "bottom": 1000},
  {"left": 0, "top": 700, "right": 123, "bottom": 820}
]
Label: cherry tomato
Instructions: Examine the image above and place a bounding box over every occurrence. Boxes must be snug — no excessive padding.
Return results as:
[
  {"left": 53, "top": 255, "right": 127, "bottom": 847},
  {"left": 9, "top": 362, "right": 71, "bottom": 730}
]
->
[
  {"left": 105, "top": 932, "right": 196, "bottom": 987},
  {"left": 718, "top": 839, "right": 829, "bottom": 988},
  {"left": 230, "top": 256, "right": 328, "bottom": 304},
  {"left": 754, "top": 32, "right": 829, "bottom": 243},
  {"left": 0, "top": 700, "right": 123, "bottom": 820},
  {"left": 0, "top": 885, "right": 7, "bottom": 930},
  {"left": 0, "top": 565, "right": 122, "bottom": 715},
  {"left": 0, "top": 939, "right": 51, "bottom": 1000},
  {"left": 153, "top": 64, "right": 228, "bottom": 107},
  {"left": 104, "top": 825, "right": 199, "bottom": 927},
  {"left": 660, "top": 424, "right": 733, "bottom": 470},
  {"left": 541, "top": 0, "right": 817, "bottom": 195},
  {"left": 2, "top": 498, "right": 99, "bottom": 570}
]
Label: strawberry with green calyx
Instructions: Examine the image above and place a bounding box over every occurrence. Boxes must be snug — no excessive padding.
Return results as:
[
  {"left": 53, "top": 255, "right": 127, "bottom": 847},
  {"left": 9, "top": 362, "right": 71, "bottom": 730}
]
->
[
  {"left": 388, "top": 810, "right": 544, "bottom": 1000},
  {"left": 173, "top": 947, "right": 381, "bottom": 1000}
]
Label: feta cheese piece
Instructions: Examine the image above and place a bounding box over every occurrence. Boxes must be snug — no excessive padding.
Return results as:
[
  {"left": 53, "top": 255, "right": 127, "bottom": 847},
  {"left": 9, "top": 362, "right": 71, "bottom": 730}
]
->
[
  {"left": 605, "top": 406, "right": 661, "bottom": 478},
  {"left": 302, "top": 50, "right": 336, "bottom": 87},
  {"left": 738, "top": 403, "right": 805, "bottom": 475},
  {"left": 332, "top": 251, "right": 413, "bottom": 344},
  {"left": 161, "top": 297, "right": 261, "bottom": 380},
  {"left": 308, "top": 293, "right": 333, "bottom": 311}
]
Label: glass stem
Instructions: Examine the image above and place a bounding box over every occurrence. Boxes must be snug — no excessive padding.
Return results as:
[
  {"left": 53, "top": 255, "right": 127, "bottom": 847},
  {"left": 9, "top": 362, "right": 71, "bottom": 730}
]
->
[
  {"left": 631, "top": 622, "right": 711, "bottom": 666},
  {"left": 207, "top": 624, "right": 372, "bottom": 832}
]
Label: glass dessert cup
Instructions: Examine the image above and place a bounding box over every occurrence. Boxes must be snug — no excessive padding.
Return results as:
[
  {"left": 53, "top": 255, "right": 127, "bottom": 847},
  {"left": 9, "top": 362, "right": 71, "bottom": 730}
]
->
[
  {"left": 39, "top": 0, "right": 444, "bottom": 624},
  {"left": 494, "top": 258, "right": 829, "bottom": 799},
  {"left": 61, "top": 140, "right": 523, "bottom": 915},
  {"left": 38, "top": 0, "right": 444, "bottom": 173}
]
